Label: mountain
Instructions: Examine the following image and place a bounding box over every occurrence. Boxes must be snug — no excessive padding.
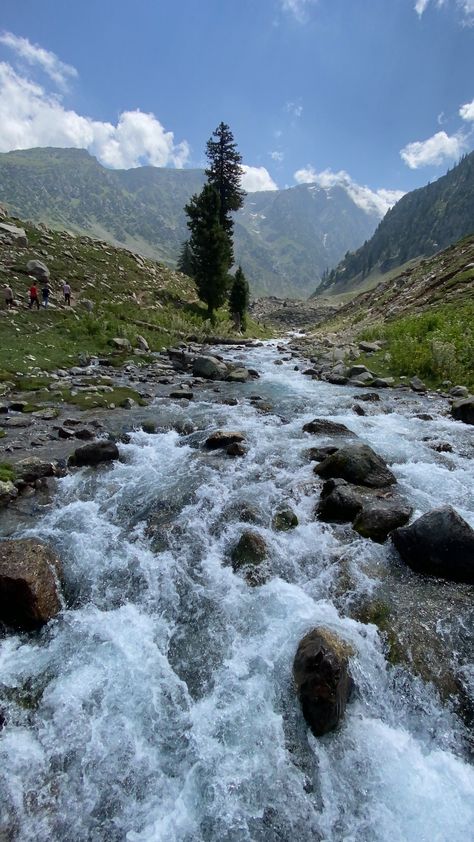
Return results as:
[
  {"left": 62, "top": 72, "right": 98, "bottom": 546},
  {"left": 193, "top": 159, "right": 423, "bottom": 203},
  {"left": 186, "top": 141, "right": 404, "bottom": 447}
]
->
[
  {"left": 315, "top": 151, "right": 474, "bottom": 297},
  {"left": 0, "top": 147, "right": 381, "bottom": 298}
]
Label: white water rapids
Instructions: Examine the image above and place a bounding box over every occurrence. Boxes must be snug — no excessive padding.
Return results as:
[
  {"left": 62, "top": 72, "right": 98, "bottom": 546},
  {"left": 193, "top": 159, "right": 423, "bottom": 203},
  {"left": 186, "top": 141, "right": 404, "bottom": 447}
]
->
[{"left": 1, "top": 342, "right": 473, "bottom": 841}]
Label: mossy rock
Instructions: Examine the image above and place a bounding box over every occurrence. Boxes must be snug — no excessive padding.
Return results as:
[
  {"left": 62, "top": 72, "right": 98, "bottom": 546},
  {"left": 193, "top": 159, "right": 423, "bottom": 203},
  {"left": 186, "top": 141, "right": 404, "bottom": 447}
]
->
[{"left": 273, "top": 508, "right": 298, "bottom": 531}]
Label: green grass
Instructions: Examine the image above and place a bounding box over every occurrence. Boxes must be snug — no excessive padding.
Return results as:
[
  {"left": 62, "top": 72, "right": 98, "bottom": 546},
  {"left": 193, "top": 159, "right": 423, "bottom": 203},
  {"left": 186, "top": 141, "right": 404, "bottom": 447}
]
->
[
  {"left": 357, "top": 301, "right": 474, "bottom": 388},
  {"left": 0, "top": 463, "right": 15, "bottom": 482}
]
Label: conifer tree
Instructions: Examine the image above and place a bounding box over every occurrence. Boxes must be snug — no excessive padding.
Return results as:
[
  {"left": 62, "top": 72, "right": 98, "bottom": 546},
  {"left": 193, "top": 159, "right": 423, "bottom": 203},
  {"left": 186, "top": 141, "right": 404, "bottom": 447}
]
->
[
  {"left": 177, "top": 240, "right": 194, "bottom": 277},
  {"left": 205, "top": 122, "right": 245, "bottom": 259},
  {"left": 229, "top": 266, "right": 249, "bottom": 331},
  {"left": 185, "top": 184, "right": 231, "bottom": 321}
]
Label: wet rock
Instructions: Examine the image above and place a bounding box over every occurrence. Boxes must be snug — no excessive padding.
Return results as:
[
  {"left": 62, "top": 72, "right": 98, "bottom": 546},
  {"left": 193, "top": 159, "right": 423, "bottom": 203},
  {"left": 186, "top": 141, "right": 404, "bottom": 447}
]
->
[
  {"left": 0, "top": 480, "right": 17, "bottom": 507},
  {"left": 414, "top": 413, "right": 433, "bottom": 421},
  {"left": 451, "top": 397, "right": 474, "bottom": 425},
  {"left": 303, "top": 419, "right": 353, "bottom": 436},
  {"left": 303, "top": 368, "right": 318, "bottom": 376},
  {"left": 352, "top": 404, "right": 366, "bottom": 416},
  {"left": 392, "top": 506, "right": 474, "bottom": 584},
  {"left": 314, "top": 443, "right": 396, "bottom": 488},
  {"left": 231, "top": 530, "right": 267, "bottom": 570},
  {"left": 272, "top": 508, "right": 298, "bottom": 531},
  {"left": 293, "top": 627, "right": 354, "bottom": 737},
  {"left": 358, "top": 392, "right": 381, "bottom": 402},
  {"left": 350, "top": 371, "right": 374, "bottom": 385},
  {"left": 69, "top": 440, "right": 119, "bottom": 467},
  {"left": 57, "top": 426, "right": 75, "bottom": 439},
  {"left": 192, "top": 355, "right": 228, "bottom": 379},
  {"left": 410, "top": 376, "right": 427, "bottom": 393},
  {"left": 14, "top": 457, "right": 55, "bottom": 484},
  {"left": 348, "top": 365, "right": 372, "bottom": 378},
  {"left": 429, "top": 441, "right": 453, "bottom": 453},
  {"left": 142, "top": 421, "right": 157, "bottom": 434},
  {"left": 74, "top": 428, "right": 95, "bottom": 441},
  {"left": 222, "top": 397, "right": 238, "bottom": 406},
  {"left": 170, "top": 391, "right": 193, "bottom": 400},
  {"left": 0, "top": 539, "right": 63, "bottom": 630},
  {"left": 352, "top": 497, "right": 412, "bottom": 543},
  {"left": 326, "top": 373, "right": 348, "bottom": 385},
  {"left": 205, "top": 431, "right": 245, "bottom": 449},
  {"left": 306, "top": 445, "right": 339, "bottom": 462},
  {"left": 274, "top": 359, "right": 283, "bottom": 366},
  {"left": 226, "top": 368, "right": 250, "bottom": 383},
  {"left": 26, "top": 259, "right": 49, "bottom": 281},
  {"left": 317, "top": 478, "right": 364, "bottom": 522},
  {"left": 1, "top": 416, "right": 32, "bottom": 428},
  {"left": 226, "top": 442, "right": 246, "bottom": 457},
  {"left": 372, "top": 378, "right": 394, "bottom": 388},
  {"left": 120, "top": 397, "right": 136, "bottom": 409}
]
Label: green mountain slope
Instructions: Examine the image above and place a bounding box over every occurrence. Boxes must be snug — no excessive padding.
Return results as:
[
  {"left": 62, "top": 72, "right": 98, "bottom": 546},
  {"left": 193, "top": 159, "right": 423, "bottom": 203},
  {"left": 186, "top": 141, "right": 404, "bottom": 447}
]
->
[
  {"left": 315, "top": 151, "right": 474, "bottom": 297},
  {"left": 0, "top": 147, "right": 380, "bottom": 298}
]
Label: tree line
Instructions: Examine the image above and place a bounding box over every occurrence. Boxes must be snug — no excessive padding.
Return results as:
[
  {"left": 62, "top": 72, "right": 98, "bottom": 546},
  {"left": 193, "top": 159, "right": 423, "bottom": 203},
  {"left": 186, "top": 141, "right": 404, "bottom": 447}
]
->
[{"left": 177, "top": 122, "right": 250, "bottom": 329}]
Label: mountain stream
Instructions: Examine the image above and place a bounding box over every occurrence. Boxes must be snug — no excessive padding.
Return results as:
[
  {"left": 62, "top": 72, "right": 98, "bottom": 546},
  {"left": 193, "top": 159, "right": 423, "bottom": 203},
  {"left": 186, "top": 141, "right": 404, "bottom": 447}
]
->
[{"left": 0, "top": 341, "right": 473, "bottom": 842}]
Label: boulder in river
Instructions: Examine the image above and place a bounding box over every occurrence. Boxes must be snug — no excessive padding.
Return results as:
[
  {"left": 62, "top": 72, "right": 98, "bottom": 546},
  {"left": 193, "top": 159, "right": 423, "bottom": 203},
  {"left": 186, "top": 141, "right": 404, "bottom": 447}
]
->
[
  {"left": 226, "top": 368, "right": 250, "bottom": 383},
  {"left": 293, "top": 627, "right": 354, "bottom": 736},
  {"left": 205, "top": 431, "right": 245, "bottom": 450},
  {"left": 69, "top": 440, "right": 119, "bottom": 467},
  {"left": 0, "top": 539, "right": 63, "bottom": 630},
  {"left": 303, "top": 419, "right": 354, "bottom": 437},
  {"left": 273, "top": 508, "right": 298, "bottom": 531},
  {"left": 192, "top": 355, "right": 228, "bottom": 379},
  {"left": 392, "top": 506, "right": 474, "bottom": 584},
  {"left": 317, "top": 477, "right": 413, "bottom": 543},
  {"left": 231, "top": 530, "right": 267, "bottom": 569},
  {"left": 314, "top": 443, "right": 396, "bottom": 488},
  {"left": 451, "top": 397, "right": 474, "bottom": 426}
]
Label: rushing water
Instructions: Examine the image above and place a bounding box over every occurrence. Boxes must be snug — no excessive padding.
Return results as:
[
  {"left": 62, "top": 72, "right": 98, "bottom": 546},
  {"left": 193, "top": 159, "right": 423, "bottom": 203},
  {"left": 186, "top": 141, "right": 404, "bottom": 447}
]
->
[{"left": 1, "top": 342, "right": 473, "bottom": 842}]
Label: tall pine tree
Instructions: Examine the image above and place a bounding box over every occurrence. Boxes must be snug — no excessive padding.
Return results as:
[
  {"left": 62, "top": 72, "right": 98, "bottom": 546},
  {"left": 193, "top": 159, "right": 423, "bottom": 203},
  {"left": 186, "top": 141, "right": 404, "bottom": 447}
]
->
[
  {"left": 185, "top": 184, "right": 231, "bottom": 321},
  {"left": 229, "top": 266, "right": 249, "bottom": 331},
  {"left": 177, "top": 240, "right": 195, "bottom": 277},
  {"left": 205, "top": 122, "right": 245, "bottom": 260}
]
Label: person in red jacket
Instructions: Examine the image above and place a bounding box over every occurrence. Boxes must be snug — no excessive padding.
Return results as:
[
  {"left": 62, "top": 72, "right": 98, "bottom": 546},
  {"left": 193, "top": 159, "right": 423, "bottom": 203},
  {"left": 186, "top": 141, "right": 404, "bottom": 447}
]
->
[{"left": 28, "top": 283, "right": 40, "bottom": 309}]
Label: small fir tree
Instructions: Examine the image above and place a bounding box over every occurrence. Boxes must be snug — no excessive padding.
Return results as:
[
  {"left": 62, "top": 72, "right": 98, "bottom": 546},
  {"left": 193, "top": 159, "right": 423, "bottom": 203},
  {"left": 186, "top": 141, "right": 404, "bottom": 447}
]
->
[
  {"left": 185, "top": 184, "right": 231, "bottom": 321},
  {"left": 229, "top": 266, "right": 250, "bottom": 331},
  {"left": 177, "top": 240, "right": 195, "bottom": 276}
]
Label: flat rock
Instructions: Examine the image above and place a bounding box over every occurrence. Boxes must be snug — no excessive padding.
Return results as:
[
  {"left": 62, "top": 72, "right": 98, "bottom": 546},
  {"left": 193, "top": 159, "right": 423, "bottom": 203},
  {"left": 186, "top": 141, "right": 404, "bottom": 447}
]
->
[{"left": 303, "top": 418, "right": 354, "bottom": 436}]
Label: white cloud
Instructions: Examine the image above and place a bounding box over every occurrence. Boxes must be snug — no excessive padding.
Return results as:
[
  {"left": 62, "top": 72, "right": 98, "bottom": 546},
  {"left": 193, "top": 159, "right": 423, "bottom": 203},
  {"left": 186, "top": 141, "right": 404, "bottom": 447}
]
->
[
  {"left": 0, "top": 61, "right": 190, "bottom": 169},
  {"left": 414, "top": 0, "right": 474, "bottom": 24},
  {"left": 400, "top": 130, "right": 466, "bottom": 168},
  {"left": 459, "top": 98, "right": 474, "bottom": 121},
  {"left": 293, "top": 166, "right": 405, "bottom": 217},
  {"left": 0, "top": 31, "right": 77, "bottom": 89},
  {"left": 241, "top": 165, "right": 278, "bottom": 192},
  {"left": 281, "top": 0, "right": 317, "bottom": 22},
  {"left": 270, "top": 150, "right": 284, "bottom": 162},
  {"left": 286, "top": 101, "right": 303, "bottom": 118}
]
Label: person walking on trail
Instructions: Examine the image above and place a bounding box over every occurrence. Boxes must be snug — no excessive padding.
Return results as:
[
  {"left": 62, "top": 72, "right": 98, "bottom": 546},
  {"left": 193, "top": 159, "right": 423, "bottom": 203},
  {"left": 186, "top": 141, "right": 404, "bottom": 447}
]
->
[
  {"left": 41, "top": 283, "right": 50, "bottom": 308},
  {"left": 3, "top": 284, "right": 13, "bottom": 309},
  {"left": 28, "top": 283, "right": 40, "bottom": 310},
  {"left": 62, "top": 281, "right": 71, "bottom": 306}
]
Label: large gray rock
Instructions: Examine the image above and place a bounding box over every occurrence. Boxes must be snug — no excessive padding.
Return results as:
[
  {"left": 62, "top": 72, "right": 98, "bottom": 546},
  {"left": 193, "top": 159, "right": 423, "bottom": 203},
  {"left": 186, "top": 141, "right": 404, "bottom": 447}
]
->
[
  {"left": 226, "top": 367, "right": 250, "bottom": 383},
  {"left": 392, "top": 506, "right": 474, "bottom": 584},
  {"left": 0, "top": 222, "right": 28, "bottom": 247},
  {"left": 451, "top": 397, "right": 474, "bottom": 425},
  {"left": 69, "top": 440, "right": 119, "bottom": 467},
  {"left": 26, "top": 260, "right": 50, "bottom": 281},
  {"left": 110, "top": 337, "right": 131, "bottom": 351},
  {"left": 293, "top": 628, "right": 354, "bottom": 736},
  {"left": 0, "top": 539, "right": 63, "bottom": 629},
  {"left": 192, "top": 355, "right": 228, "bottom": 379},
  {"left": 14, "top": 457, "right": 55, "bottom": 484},
  {"left": 318, "top": 478, "right": 411, "bottom": 542},
  {"left": 303, "top": 418, "right": 354, "bottom": 437},
  {"left": 314, "top": 443, "right": 396, "bottom": 488}
]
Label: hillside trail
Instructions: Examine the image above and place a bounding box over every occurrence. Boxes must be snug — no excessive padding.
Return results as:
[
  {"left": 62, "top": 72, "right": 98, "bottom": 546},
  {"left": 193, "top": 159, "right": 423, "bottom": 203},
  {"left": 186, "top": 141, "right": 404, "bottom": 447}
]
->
[{"left": 0, "top": 340, "right": 473, "bottom": 842}]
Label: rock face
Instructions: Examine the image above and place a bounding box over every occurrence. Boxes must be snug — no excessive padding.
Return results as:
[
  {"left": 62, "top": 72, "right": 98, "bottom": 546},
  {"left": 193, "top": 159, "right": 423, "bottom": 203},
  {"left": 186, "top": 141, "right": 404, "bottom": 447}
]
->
[
  {"left": 0, "top": 539, "right": 63, "bottom": 630},
  {"left": 392, "top": 506, "right": 474, "bottom": 584},
  {"left": 314, "top": 443, "right": 396, "bottom": 488},
  {"left": 69, "top": 440, "right": 119, "bottom": 467},
  {"left": 192, "top": 355, "right": 228, "bottom": 379},
  {"left": 293, "top": 628, "right": 354, "bottom": 737},
  {"left": 26, "top": 259, "right": 50, "bottom": 281},
  {"left": 205, "top": 431, "right": 245, "bottom": 450},
  {"left": 451, "top": 397, "right": 474, "bottom": 425},
  {"left": 303, "top": 419, "right": 353, "bottom": 436}
]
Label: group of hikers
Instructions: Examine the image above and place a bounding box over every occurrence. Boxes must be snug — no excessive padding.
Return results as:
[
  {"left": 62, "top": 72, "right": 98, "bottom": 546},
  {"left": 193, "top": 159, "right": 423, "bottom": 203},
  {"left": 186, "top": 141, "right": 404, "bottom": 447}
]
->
[{"left": 3, "top": 280, "right": 72, "bottom": 310}]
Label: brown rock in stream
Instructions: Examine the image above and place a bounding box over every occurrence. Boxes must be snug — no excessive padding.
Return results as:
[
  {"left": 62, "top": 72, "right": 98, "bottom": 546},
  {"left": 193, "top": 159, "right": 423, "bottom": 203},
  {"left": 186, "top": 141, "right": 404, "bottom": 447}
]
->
[{"left": 0, "top": 539, "right": 63, "bottom": 630}]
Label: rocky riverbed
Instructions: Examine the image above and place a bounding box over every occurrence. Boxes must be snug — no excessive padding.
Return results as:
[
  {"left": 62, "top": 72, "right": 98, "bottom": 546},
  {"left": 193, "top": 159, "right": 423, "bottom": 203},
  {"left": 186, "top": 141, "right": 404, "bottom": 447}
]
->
[{"left": 0, "top": 338, "right": 473, "bottom": 842}]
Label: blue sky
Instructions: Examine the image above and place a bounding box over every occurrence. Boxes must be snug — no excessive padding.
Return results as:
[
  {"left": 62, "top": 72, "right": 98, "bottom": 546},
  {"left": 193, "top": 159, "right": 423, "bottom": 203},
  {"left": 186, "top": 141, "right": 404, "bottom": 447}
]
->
[{"left": 0, "top": 0, "right": 473, "bottom": 215}]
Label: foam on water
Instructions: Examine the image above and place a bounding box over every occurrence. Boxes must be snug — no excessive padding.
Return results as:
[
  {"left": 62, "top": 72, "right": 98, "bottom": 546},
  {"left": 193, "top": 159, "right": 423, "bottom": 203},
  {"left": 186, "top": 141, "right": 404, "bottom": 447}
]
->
[{"left": 0, "top": 343, "right": 473, "bottom": 841}]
